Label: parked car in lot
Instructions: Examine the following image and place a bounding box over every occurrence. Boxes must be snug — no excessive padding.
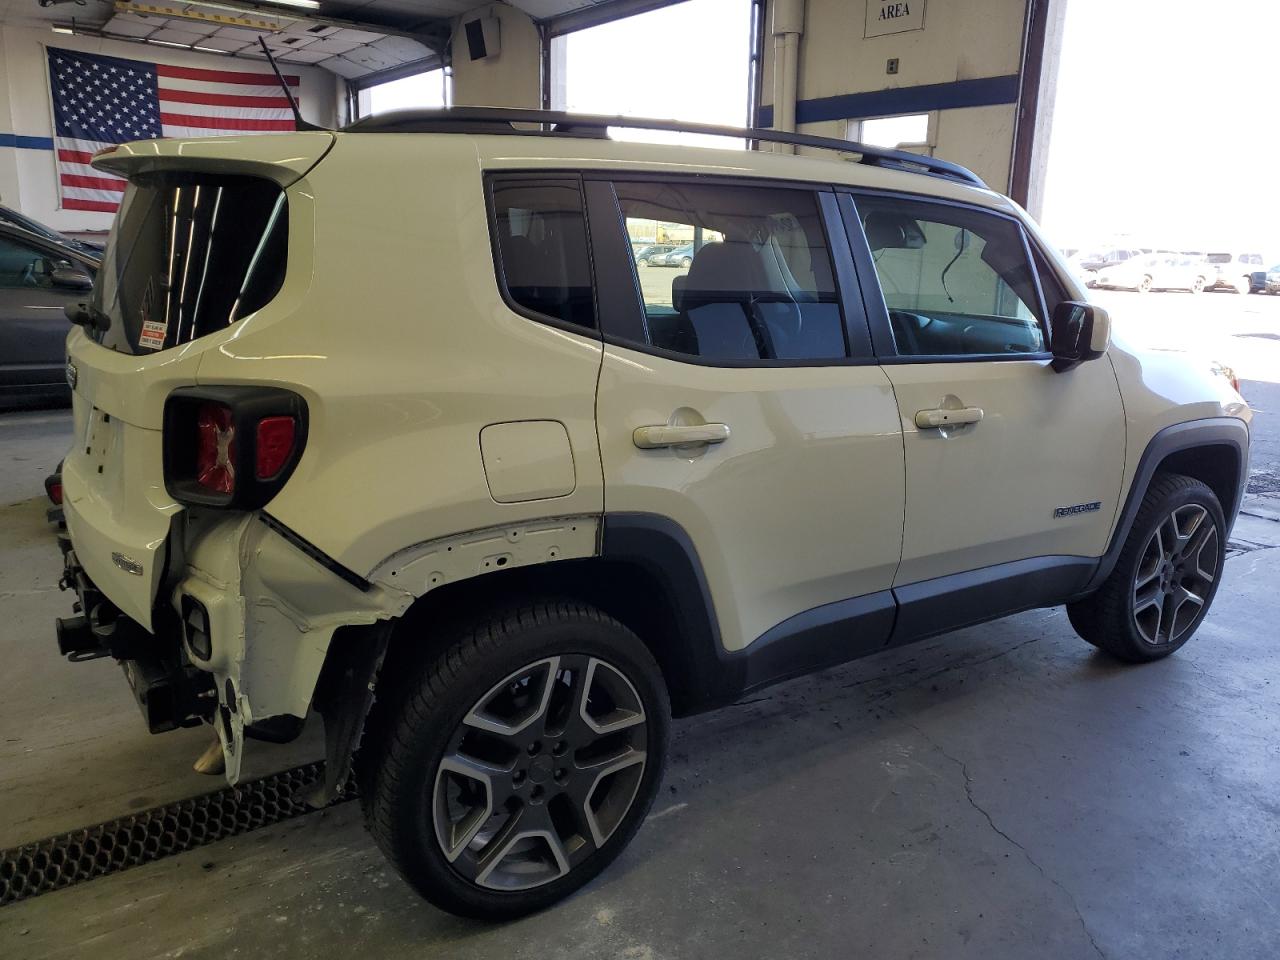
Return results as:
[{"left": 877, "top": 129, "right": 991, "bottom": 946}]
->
[
  {"left": 0, "top": 222, "right": 98, "bottom": 406},
  {"left": 54, "top": 109, "right": 1250, "bottom": 920},
  {"left": 1250, "top": 263, "right": 1280, "bottom": 295},
  {"left": 632, "top": 243, "right": 674, "bottom": 266},
  {"left": 652, "top": 242, "right": 694, "bottom": 267},
  {"left": 0, "top": 204, "right": 103, "bottom": 255},
  {"left": 1065, "top": 247, "right": 1144, "bottom": 288},
  {"left": 1203, "top": 251, "right": 1264, "bottom": 294},
  {"left": 1095, "top": 253, "right": 1210, "bottom": 293}
]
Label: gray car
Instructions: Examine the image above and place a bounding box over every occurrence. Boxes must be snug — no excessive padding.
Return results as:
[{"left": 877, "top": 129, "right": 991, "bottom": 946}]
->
[{"left": 0, "top": 222, "right": 99, "bottom": 406}]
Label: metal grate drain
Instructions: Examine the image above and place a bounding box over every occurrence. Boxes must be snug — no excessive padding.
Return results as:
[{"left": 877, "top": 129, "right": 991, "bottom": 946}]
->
[{"left": 0, "top": 762, "right": 353, "bottom": 907}]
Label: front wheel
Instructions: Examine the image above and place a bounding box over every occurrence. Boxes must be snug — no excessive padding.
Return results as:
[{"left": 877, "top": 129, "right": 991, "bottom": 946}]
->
[
  {"left": 1138, "top": 275, "right": 1153, "bottom": 293},
  {"left": 1067, "top": 474, "right": 1225, "bottom": 662},
  {"left": 680, "top": 257, "right": 692, "bottom": 269},
  {"left": 358, "top": 602, "right": 669, "bottom": 919},
  {"left": 1190, "top": 276, "right": 1205, "bottom": 294}
]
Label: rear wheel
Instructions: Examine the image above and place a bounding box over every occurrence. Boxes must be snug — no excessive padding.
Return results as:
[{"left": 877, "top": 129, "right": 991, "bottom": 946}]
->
[
  {"left": 359, "top": 601, "right": 669, "bottom": 920},
  {"left": 1067, "top": 474, "right": 1225, "bottom": 662},
  {"left": 1234, "top": 278, "right": 1250, "bottom": 295},
  {"left": 1190, "top": 276, "right": 1205, "bottom": 294},
  {"left": 680, "top": 256, "right": 693, "bottom": 269},
  {"left": 1138, "top": 275, "right": 1153, "bottom": 293}
]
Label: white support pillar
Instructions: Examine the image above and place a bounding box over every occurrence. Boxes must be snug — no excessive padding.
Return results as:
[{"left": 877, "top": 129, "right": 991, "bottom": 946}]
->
[{"left": 770, "top": 0, "right": 805, "bottom": 150}]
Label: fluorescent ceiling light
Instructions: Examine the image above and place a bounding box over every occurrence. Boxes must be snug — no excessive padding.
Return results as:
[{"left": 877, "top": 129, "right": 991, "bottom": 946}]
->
[
  {"left": 51, "top": 25, "right": 75, "bottom": 34},
  {"left": 148, "top": 39, "right": 191, "bottom": 47},
  {"left": 193, "top": 45, "right": 231, "bottom": 54},
  {"left": 255, "top": 0, "right": 320, "bottom": 8}
]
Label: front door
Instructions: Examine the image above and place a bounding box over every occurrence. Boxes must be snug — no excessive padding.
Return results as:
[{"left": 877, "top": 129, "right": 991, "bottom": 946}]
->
[
  {"left": 843, "top": 192, "right": 1126, "bottom": 591},
  {"left": 590, "top": 177, "right": 906, "bottom": 655},
  {"left": 0, "top": 233, "right": 79, "bottom": 389}
]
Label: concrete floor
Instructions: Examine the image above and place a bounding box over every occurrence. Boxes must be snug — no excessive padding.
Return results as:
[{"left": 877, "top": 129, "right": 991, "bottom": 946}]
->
[{"left": 2, "top": 293, "right": 1280, "bottom": 958}]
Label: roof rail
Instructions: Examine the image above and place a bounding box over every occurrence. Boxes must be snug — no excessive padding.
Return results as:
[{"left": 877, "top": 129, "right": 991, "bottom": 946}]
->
[{"left": 341, "top": 107, "right": 987, "bottom": 188}]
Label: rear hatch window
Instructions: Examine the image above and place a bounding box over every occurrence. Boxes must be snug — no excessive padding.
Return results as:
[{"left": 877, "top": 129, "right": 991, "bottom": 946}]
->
[{"left": 92, "top": 172, "right": 287, "bottom": 355}]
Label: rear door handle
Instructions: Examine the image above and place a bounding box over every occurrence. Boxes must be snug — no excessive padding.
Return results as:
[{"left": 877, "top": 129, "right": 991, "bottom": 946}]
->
[
  {"left": 914, "top": 406, "right": 984, "bottom": 429},
  {"left": 633, "top": 423, "right": 731, "bottom": 449}
]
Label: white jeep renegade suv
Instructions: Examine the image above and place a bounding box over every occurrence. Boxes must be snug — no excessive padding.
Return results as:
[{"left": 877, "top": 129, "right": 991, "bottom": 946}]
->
[{"left": 55, "top": 109, "right": 1250, "bottom": 919}]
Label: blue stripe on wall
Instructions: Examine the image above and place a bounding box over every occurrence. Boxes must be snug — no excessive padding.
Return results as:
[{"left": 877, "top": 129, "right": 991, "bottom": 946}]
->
[
  {"left": 756, "top": 75, "right": 1021, "bottom": 129},
  {"left": 0, "top": 133, "right": 55, "bottom": 150}
]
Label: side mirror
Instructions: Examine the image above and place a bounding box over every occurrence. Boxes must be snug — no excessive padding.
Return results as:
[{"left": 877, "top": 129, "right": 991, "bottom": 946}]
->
[
  {"left": 51, "top": 265, "right": 94, "bottom": 291},
  {"left": 1050, "top": 301, "right": 1110, "bottom": 372},
  {"left": 64, "top": 301, "right": 110, "bottom": 333}
]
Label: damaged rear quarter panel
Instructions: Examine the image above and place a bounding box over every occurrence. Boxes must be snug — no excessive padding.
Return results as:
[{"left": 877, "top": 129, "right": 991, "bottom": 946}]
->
[{"left": 175, "top": 512, "right": 410, "bottom": 783}]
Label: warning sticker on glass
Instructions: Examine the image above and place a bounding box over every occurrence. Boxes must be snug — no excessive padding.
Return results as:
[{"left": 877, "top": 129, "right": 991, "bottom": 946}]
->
[
  {"left": 139, "top": 319, "right": 168, "bottom": 351},
  {"left": 138, "top": 277, "right": 166, "bottom": 350}
]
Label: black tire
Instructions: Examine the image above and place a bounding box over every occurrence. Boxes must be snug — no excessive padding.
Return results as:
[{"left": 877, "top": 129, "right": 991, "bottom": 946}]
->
[
  {"left": 358, "top": 601, "right": 669, "bottom": 920},
  {"left": 1067, "top": 473, "right": 1225, "bottom": 662}
]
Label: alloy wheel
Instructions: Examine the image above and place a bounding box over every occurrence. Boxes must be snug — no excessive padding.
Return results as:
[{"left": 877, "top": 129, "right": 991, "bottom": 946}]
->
[
  {"left": 1131, "top": 504, "right": 1219, "bottom": 645},
  {"left": 432, "top": 655, "right": 648, "bottom": 891}
]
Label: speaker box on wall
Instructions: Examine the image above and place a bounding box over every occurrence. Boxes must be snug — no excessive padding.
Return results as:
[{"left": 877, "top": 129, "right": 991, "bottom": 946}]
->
[{"left": 465, "top": 16, "right": 501, "bottom": 61}]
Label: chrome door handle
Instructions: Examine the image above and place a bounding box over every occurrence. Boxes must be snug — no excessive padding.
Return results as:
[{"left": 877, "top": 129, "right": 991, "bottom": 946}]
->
[
  {"left": 633, "top": 423, "right": 731, "bottom": 449},
  {"left": 914, "top": 406, "right": 984, "bottom": 429}
]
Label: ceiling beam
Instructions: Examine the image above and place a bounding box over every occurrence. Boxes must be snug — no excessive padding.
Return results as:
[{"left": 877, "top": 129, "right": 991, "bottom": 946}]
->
[{"left": 541, "top": 0, "right": 693, "bottom": 38}]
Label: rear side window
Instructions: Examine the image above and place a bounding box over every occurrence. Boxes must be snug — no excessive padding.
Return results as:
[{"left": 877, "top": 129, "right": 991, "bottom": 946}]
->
[
  {"left": 612, "top": 180, "right": 848, "bottom": 362},
  {"left": 490, "top": 180, "right": 595, "bottom": 330},
  {"left": 93, "top": 173, "right": 287, "bottom": 355}
]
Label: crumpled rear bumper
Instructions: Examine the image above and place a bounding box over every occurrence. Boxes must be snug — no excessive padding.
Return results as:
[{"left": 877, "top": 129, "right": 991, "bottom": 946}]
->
[
  {"left": 55, "top": 536, "right": 214, "bottom": 734},
  {"left": 55, "top": 511, "right": 411, "bottom": 787},
  {"left": 169, "top": 513, "right": 410, "bottom": 784}
]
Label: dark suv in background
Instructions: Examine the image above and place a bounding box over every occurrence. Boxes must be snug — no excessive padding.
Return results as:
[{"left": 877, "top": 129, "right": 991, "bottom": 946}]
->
[{"left": 0, "top": 222, "right": 99, "bottom": 406}]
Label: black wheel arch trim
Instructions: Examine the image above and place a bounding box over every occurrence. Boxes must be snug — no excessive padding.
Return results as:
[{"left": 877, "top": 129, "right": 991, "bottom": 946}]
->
[{"left": 1084, "top": 416, "right": 1249, "bottom": 593}]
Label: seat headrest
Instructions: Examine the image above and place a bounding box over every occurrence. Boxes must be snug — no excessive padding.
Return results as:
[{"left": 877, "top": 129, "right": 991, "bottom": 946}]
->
[{"left": 685, "top": 241, "right": 768, "bottom": 296}]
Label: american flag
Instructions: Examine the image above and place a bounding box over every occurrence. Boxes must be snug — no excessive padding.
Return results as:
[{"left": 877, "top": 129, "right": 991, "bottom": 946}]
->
[{"left": 47, "top": 47, "right": 299, "bottom": 213}]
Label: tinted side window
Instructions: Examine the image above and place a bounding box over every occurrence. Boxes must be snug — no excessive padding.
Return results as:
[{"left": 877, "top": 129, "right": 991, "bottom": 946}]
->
[
  {"left": 613, "top": 181, "right": 848, "bottom": 362},
  {"left": 0, "top": 236, "right": 52, "bottom": 288},
  {"left": 491, "top": 180, "right": 595, "bottom": 330},
  {"left": 1030, "top": 244, "right": 1067, "bottom": 316},
  {"left": 93, "top": 173, "right": 287, "bottom": 355},
  {"left": 856, "top": 196, "right": 1046, "bottom": 357}
]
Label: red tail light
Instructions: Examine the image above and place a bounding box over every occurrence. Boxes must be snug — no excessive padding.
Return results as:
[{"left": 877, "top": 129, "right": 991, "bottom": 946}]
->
[
  {"left": 195, "top": 402, "right": 237, "bottom": 495},
  {"left": 255, "top": 416, "right": 297, "bottom": 480},
  {"left": 164, "top": 387, "right": 307, "bottom": 508}
]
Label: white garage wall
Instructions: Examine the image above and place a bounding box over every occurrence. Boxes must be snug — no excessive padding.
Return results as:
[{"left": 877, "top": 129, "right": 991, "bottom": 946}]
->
[
  {"left": 0, "top": 23, "right": 342, "bottom": 234},
  {"left": 762, "top": 0, "right": 1030, "bottom": 191}
]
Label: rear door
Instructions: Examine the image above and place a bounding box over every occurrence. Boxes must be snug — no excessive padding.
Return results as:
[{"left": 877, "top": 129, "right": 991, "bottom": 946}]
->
[
  {"left": 841, "top": 191, "right": 1125, "bottom": 598},
  {"left": 589, "top": 176, "right": 906, "bottom": 657}
]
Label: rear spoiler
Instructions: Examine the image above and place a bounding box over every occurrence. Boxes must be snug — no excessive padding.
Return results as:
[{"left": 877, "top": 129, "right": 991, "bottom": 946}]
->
[{"left": 91, "top": 133, "right": 336, "bottom": 187}]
